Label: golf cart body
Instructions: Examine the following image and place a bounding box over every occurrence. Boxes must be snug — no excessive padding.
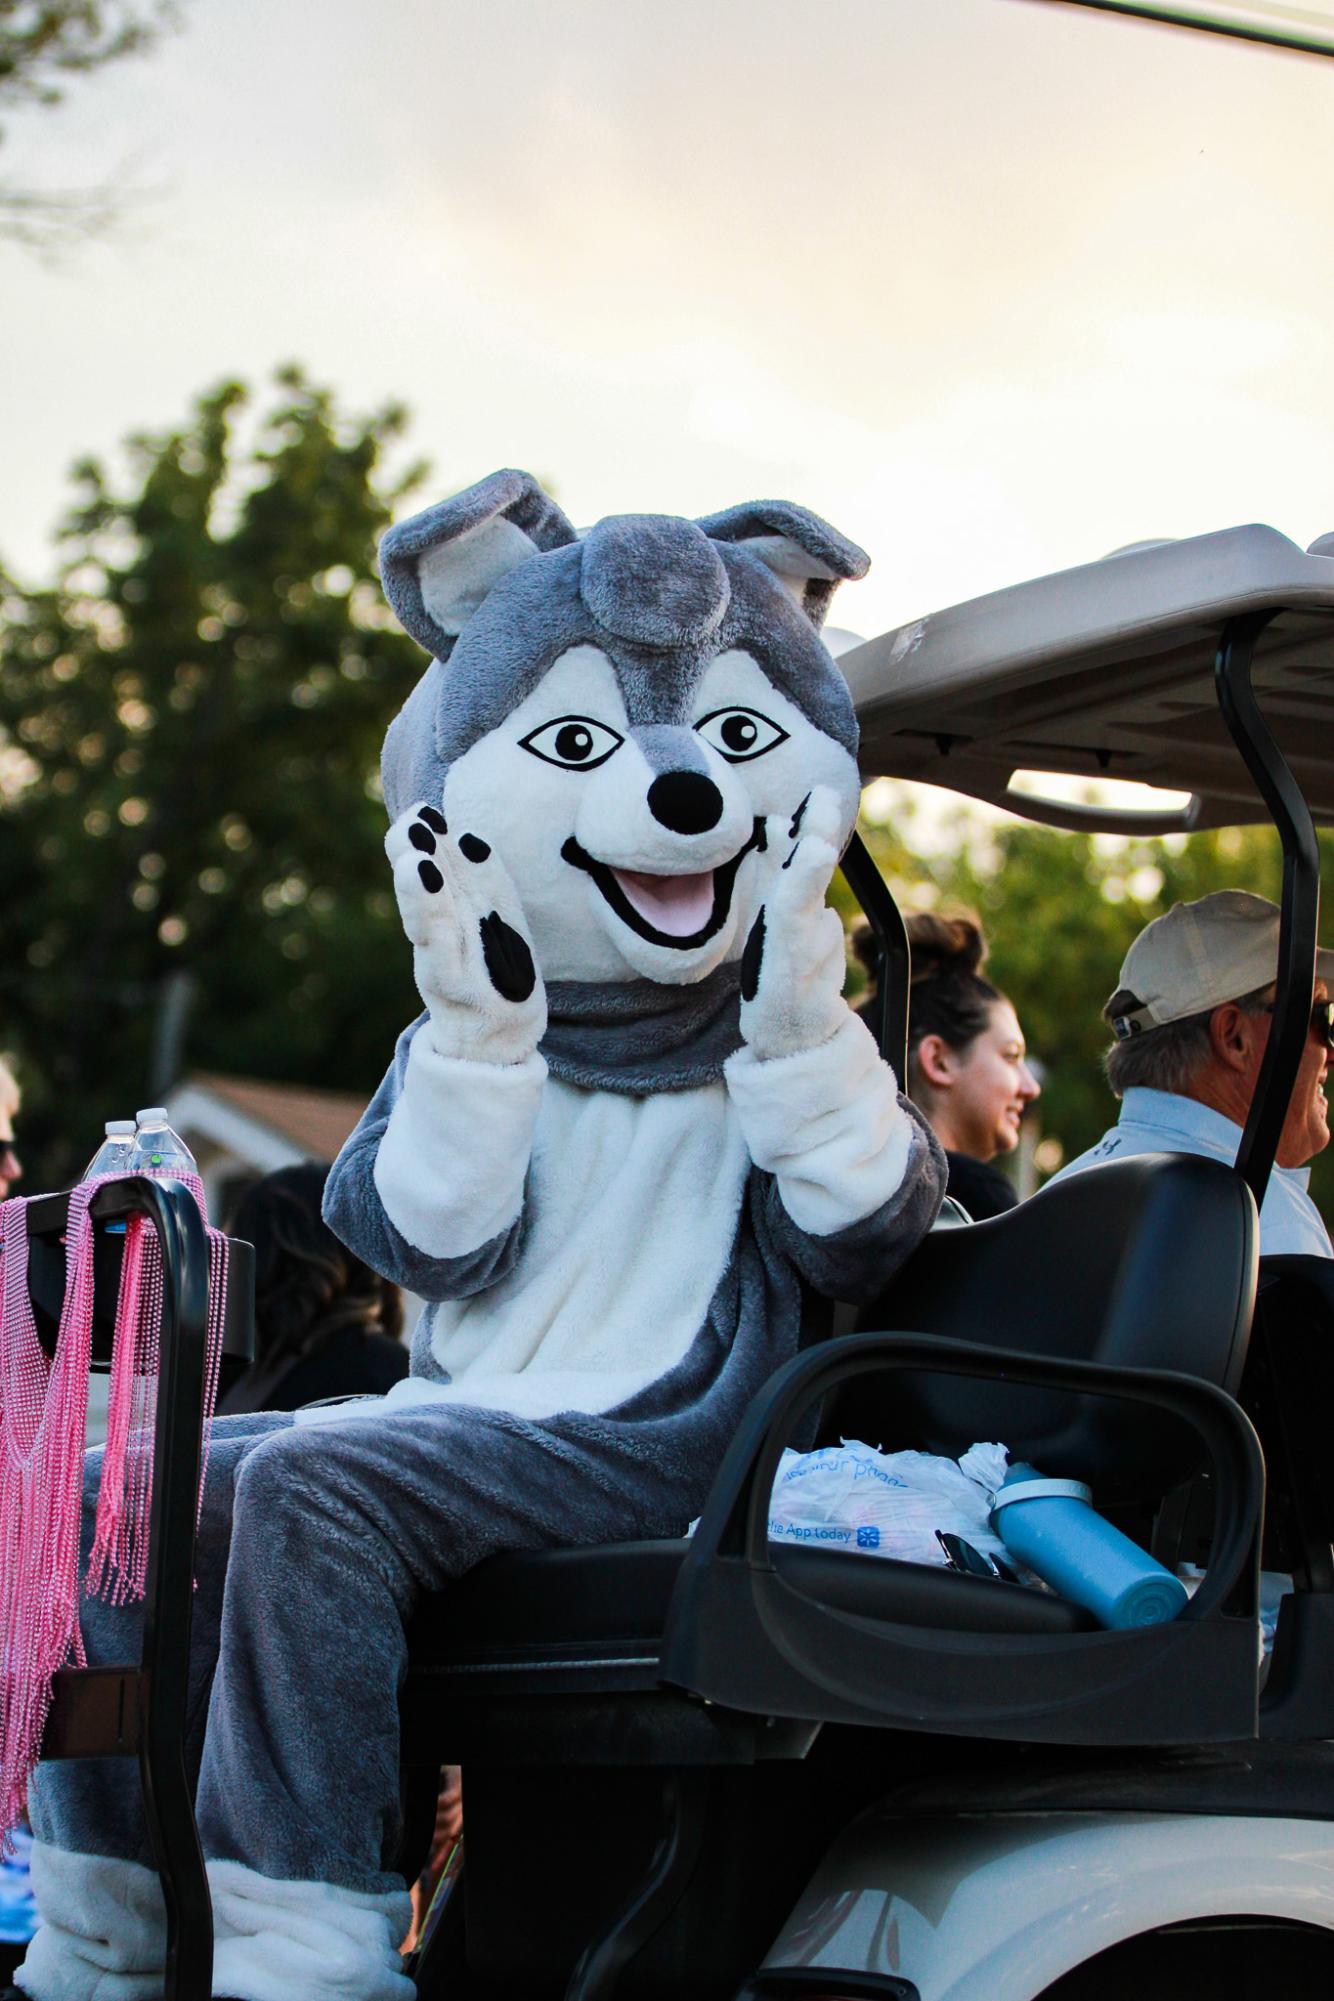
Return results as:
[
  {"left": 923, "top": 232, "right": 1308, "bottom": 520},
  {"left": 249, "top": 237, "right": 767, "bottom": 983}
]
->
[
  {"left": 31, "top": 526, "right": 1334, "bottom": 2000},
  {"left": 390, "top": 523, "right": 1334, "bottom": 1999}
]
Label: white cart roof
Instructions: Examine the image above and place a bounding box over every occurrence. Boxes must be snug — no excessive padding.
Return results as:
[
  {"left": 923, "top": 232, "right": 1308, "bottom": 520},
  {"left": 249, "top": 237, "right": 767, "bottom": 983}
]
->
[{"left": 843, "top": 525, "right": 1334, "bottom": 832}]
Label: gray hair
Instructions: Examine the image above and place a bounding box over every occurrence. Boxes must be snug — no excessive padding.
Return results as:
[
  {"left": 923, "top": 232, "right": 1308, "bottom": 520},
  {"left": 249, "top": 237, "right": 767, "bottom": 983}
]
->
[{"left": 1104, "top": 983, "right": 1272, "bottom": 1097}]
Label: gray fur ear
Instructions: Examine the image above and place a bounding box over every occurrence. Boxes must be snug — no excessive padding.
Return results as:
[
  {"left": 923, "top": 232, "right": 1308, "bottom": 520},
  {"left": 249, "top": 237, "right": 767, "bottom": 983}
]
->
[
  {"left": 380, "top": 470, "right": 577, "bottom": 661},
  {"left": 697, "top": 500, "right": 869, "bottom": 629}
]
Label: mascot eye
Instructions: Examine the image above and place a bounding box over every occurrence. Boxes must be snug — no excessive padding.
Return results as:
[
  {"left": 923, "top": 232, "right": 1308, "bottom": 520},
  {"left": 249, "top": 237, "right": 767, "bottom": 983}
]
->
[
  {"left": 694, "top": 707, "right": 789, "bottom": 763},
  {"left": 521, "top": 716, "right": 624, "bottom": 771}
]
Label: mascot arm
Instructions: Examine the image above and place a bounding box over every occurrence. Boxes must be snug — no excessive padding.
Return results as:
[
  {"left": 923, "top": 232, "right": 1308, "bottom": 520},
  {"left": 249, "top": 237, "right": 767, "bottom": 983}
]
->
[
  {"left": 752, "top": 1087, "right": 946, "bottom": 1301},
  {"left": 323, "top": 800, "right": 549, "bottom": 1292},
  {"left": 726, "top": 782, "right": 946, "bottom": 1276},
  {"left": 323, "top": 1016, "right": 541, "bottom": 1301},
  {"left": 727, "top": 1014, "right": 944, "bottom": 1270},
  {"left": 387, "top": 801, "right": 549, "bottom": 1068}
]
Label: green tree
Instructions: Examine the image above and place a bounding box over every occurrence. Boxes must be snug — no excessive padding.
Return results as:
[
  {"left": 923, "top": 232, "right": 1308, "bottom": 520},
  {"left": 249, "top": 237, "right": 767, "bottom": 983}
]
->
[
  {"left": 0, "top": 0, "right": 176, "bottom": 247},
  {"left": 0, "top": 367, "right": 429, "bottom": 1183},
  {"left": 861, "top": 788, "right": 1334, "bottom": 1210}
]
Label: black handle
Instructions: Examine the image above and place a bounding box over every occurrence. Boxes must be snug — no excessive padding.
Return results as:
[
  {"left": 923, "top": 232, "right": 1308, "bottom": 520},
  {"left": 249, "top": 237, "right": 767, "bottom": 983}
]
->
[{"left": 124, "top": 1179, "right": 215, "bottom": 2001}]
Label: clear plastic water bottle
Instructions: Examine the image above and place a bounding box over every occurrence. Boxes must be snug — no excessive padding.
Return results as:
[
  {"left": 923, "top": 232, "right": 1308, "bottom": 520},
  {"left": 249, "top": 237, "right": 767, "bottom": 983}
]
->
[
  {"left": 85, "top": 1117, "right": 139, "bottom": 1232},
  {"left": 128, "top": 1107, "right": 198, "bottom": 1179},
  {"left": 83, "top": 1119, "right": 137, "bottom": 1179}
]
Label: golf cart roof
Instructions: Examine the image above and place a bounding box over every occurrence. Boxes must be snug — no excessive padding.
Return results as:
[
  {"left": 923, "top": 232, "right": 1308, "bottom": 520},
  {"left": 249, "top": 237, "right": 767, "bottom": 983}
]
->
[{"left": 844, "top": 524, "right": 1334, "bottom": 834}]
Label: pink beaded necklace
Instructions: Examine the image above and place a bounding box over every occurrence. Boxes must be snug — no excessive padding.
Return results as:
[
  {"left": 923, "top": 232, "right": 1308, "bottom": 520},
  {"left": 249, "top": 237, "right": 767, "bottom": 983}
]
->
[{"left": 0, "top": 1176, "right": 227, "bottom": 1845}]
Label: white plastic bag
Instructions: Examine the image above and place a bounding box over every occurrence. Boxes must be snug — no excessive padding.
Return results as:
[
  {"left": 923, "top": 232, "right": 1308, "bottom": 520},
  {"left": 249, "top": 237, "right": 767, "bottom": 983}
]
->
[{"left": 763, "top": 1438, "right": 1010, "bottom": 1565}]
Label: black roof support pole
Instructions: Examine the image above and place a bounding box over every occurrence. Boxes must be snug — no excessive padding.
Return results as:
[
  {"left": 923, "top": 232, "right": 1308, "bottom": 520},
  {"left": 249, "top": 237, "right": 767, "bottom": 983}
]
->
[
  {"left": 136, "top": 1178, "right": 213, "bottom": 2001},
  {"left": 1214, "top": 610, "right": 1321, "bottom": 1212},
  {"left": 839, "top": 829, "right": 911, "bottom": 1084}
]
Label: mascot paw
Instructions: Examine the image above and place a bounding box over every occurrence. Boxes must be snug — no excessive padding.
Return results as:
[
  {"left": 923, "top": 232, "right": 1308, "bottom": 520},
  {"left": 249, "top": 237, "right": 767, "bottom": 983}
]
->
[
  {"left": 388, "top": 803, "right": 549, "bottom": 1062},
  {"left": 737, "top": 786, "right": 852, "bottom": 1062}
]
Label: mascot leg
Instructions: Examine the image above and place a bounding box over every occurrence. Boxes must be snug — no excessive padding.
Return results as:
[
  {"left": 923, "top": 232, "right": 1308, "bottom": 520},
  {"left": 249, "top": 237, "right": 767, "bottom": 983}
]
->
[
  {"left": 19, "top": 1414, "right": 290, "bottom": 2001},
  {"left": 23, "top": 1400, "right": 701, "bottom": 2001},
  {"left": 195, "top": 1403, "right": 682, "bottom": 2001}
]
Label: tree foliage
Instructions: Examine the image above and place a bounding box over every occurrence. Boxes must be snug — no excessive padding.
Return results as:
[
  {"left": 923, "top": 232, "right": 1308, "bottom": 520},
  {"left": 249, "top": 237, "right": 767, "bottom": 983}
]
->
[
  {"left": 0, "top": 0, "right": 175, "bottom": 247},
  {"left": 859, "top": 792, "right": 1334, "bottom": 1210},
  {"left": 6, "top": 380, "right": 1332, "bottom": 1220},
  {"left": 0, "top": 368, "right": 429, "bottom": 1182},
  {"left": 0, "top": 1, "right": 166, "bottom": 111}
]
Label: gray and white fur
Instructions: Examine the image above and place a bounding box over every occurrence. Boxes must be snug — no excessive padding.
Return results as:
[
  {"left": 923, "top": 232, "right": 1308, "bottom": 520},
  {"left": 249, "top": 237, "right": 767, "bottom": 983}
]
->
[{"left": 21, "top": 473, "right": 944, "bottom": 2001}]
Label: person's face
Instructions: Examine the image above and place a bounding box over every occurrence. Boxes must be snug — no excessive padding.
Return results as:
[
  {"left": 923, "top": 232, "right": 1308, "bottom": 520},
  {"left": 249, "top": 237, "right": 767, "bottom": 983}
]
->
[
  {"left": 1269, "top": 980, "right": 1330, "bottom": 1169},
  {"left": 1217, "top": 978, "right": 1331, "bottom": 1169},
  {"left": 0, "top": 1135, "right": 22, "bottom": 1200},
  {"left": 949, "top": 1000, "right": 1042, "bottom": 1162}
]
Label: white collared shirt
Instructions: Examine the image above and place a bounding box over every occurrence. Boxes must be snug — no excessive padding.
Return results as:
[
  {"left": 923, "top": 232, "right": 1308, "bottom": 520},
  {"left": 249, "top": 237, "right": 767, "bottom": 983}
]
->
[{"left": 1050, "top": 1087, "right": 1332, "bottom": 1260}]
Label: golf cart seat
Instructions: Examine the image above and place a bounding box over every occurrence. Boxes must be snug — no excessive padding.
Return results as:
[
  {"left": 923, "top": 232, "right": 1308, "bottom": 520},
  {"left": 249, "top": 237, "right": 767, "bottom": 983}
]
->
[
  {"left": 397, "top": 1148, "right": 1265, "bottom": 2000},
  {"left": 402, "top": 1148, "right": 1262, "bottom": 1760}
]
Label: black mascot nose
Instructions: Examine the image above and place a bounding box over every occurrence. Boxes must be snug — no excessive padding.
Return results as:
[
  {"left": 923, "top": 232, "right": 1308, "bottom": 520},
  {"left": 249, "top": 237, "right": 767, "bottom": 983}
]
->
[{"left": 647, "top": 771, "right": 724, "bottom": 835}]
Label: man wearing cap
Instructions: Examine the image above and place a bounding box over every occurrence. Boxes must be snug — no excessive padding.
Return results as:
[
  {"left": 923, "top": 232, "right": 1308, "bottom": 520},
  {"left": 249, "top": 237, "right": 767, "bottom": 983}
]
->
[
  {"left": 0, "top": 1055, "right": 21, "bottom": 1201},
  {"left": 1050, "top": 890, "right": 1332, "bottom": 1258}
]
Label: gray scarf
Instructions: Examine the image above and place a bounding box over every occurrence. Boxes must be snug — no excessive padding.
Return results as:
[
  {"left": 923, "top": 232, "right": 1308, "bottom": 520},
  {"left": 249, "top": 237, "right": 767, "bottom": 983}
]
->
[{"left": 541, "top": 963, "right": 742, "bottom": 1093}]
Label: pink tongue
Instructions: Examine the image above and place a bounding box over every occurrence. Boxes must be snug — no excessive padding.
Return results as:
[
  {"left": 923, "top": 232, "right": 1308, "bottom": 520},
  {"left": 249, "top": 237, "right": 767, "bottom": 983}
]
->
[{"left": 612, "top": 867, "right": 715, "bottom": 938}]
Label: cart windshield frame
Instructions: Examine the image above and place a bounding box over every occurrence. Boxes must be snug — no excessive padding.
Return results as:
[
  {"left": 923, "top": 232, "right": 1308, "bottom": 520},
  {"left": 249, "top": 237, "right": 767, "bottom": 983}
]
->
[{"left": 844, "top": 525, "right": 1334, "bottom": 1210}]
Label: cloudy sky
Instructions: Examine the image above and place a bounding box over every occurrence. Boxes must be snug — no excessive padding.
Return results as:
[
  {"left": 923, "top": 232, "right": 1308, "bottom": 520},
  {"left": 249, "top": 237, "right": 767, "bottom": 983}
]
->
[{"left": 3, "top": 0, "right": 1333, "bottom": 640}]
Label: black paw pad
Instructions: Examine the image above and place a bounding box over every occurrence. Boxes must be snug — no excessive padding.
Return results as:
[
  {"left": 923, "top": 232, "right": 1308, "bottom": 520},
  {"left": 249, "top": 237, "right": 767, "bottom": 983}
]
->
[
  {"left": 781, "top": 843, "right": 798, "bottom": 871},
  {"left": 458, "top": 833, "right": 491, "bottom": 864},
  {"left": 480, "top": 911, "right": 536, "bottom": 1003},
  {"left": 789, "top": 793, "right": 811, "bottom": 840},
  {"left": 418, "top": 858, "right": 444, "bottom": 894},
  {"left": 409, "top": 821, "right": 436, "bottom": 855},
  {"left": 420, "top": 806, "right": 448, "bottom": 835},
  {"left": 741, "top": 908, "right": 765, "bottom": 1003},
  {"left": 754, "top": 816, "right": 768, "bottom": 854}
]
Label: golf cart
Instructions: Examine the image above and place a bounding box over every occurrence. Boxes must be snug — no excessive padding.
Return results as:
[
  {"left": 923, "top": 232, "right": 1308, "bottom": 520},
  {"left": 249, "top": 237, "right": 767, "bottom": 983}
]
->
[{"left": 30, "top": 524, "right": 1334, "bottom": 1998}]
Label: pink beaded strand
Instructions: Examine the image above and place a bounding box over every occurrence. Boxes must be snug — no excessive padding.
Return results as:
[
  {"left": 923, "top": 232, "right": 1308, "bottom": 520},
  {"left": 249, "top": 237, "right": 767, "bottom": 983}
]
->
[
  {"left": 87, "top": 1172, "right": 228, "bottom": 1606},
  {"left": 1, "top": 1173, "right": 229, "bottom": 1845},
  {"left": 0, "top": 1185, "right": 98, "bottom": 1850}
]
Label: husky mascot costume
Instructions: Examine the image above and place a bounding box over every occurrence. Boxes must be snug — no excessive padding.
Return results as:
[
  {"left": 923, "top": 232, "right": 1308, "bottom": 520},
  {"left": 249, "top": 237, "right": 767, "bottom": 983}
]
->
[{"left": 17, "top": 473, "right": 944, "bottom": 2001}]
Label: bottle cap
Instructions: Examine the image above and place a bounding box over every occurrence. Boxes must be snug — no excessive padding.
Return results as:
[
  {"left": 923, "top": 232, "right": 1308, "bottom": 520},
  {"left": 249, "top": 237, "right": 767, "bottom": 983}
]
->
[
  {"left": 135, "top": 1107, "right": 169, "bottom": 1124},
  {"left": 105, "top": 1120, "right": 136, "bottom": 1136},
  {"left": 992, "top": 1476, "right": 1092, "bottom": 1513}
]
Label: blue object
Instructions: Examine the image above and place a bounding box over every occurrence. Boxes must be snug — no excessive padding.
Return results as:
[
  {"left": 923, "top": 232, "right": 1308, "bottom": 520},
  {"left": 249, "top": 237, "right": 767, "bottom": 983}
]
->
[
  {"left": 0, "top": 1823, "right": 37, "bottom": 1945},
  {"left": 990, "top": 1463, "right": 1188, "bottom": 1629}
]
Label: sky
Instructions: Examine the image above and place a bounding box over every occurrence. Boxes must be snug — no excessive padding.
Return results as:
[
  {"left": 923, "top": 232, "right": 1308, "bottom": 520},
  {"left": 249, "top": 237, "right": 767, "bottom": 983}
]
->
[{"left": 3, "top": 0, "right": 1333, "bottom": 644}]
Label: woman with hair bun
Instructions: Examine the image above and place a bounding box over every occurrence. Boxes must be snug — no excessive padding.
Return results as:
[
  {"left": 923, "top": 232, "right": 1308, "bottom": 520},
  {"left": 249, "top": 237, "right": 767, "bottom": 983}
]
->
[{"left": 905, "top": 911, "right": 1041, "bottom": 1220}]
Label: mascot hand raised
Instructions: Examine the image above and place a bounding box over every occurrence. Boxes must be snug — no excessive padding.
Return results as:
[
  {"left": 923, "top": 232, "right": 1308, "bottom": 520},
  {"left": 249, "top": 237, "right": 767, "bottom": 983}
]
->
[
  {"left": 738, "top": 786, "right": 851, "bottom": 1063},
  {"left": 388, "top": 799, "right": 548, "bottom": 1066}
]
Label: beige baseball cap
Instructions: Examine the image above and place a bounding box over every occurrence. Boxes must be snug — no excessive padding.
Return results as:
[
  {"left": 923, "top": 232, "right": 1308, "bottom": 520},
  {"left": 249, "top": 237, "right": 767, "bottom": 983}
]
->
[{"left": 1107, "top": 891, "right": 1334, "bottom": 1040}]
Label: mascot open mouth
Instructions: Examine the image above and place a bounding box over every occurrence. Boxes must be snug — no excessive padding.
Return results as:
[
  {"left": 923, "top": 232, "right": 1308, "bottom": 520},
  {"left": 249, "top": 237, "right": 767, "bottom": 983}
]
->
[{"left": 561, "top": 820, "right": 765, "bottom": 950}]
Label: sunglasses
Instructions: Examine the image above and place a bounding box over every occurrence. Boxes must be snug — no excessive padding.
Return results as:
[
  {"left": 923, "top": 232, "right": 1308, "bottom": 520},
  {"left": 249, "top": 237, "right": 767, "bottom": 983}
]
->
[
  {"left": 1261, "top": 999, "right": 1334, "bottom": 1050},
  {"left": 935, "top": 1531, "right": 1020, "bottom": 1584}
]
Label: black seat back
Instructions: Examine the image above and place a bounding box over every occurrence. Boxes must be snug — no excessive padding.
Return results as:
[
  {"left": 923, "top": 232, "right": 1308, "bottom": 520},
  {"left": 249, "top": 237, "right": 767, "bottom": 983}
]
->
[
  {"left": 1242, "top": 1253, "right": 1334, "bottom": 1576},
  {"left": 838, "top": 1151, "right": 1258, "bottom": 1503}
]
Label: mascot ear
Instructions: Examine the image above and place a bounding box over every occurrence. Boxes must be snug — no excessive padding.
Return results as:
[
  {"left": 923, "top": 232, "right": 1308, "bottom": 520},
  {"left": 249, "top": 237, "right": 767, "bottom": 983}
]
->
[
  {"left": 697, "top": 500, "right": 869, "bottom": 631},
  {"left": 381, "top": 470, "right": 577, "bottom": 660}
]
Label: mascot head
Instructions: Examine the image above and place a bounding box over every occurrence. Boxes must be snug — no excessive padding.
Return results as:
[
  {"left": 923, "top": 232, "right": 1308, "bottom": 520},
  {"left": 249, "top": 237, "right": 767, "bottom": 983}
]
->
[{"left": 379, "top": 470, "right": 867, "bottom": 986}]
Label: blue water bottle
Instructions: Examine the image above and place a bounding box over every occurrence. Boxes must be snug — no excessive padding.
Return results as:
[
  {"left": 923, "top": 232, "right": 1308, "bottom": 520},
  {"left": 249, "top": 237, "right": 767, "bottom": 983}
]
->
[{"left": 990, "top": 1463, "right": 1188, "bottom": 1630}]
